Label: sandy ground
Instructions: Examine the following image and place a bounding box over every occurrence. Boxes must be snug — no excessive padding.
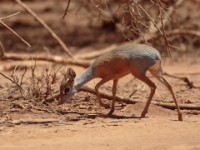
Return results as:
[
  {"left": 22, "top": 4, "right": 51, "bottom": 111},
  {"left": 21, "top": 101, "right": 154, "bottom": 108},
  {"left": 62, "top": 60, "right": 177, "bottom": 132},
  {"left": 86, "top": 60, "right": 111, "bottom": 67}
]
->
[
  {"left": 1, "top": 60, "right": 200, "bottom": 150},
  {"left": 1, "top": 115, "right": 200, "bottom": 150}
]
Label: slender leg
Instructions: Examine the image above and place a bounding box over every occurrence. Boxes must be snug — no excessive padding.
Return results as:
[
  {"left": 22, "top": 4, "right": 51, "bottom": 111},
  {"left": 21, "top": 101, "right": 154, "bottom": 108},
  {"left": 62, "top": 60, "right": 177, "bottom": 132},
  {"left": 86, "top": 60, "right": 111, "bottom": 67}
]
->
[
  {"left": 133, "top": 73, "right": 156, "bottom": 118},
  {"left": 108, "top": 79, "right": 118, "bottom": 115},
  {"left": 95, "top": 78, "right": 110, "bottom": 108},
  {"left": 148, "top": 59, "right": 183, "bottom": 121},
  {"left": 153, "top": 75, "right": 183, "bottom": 121}
]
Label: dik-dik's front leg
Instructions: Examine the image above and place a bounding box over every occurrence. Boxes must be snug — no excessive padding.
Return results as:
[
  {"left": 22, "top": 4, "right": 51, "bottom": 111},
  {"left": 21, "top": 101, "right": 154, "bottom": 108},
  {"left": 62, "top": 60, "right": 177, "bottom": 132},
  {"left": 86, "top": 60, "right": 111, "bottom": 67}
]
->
[{"left": 95, "top": 78, "right": 111, "bottom": 109}]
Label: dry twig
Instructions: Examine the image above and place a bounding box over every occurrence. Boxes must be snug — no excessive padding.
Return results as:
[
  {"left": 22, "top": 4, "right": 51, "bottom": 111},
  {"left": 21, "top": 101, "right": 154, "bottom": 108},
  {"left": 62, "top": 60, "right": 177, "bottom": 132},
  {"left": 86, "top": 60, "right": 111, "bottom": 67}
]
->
[
  {"left": 79, "top": 85, "right": 136, "bottom": 104},
  {"left": 148, "top": 0, "right": 184, "bottom": 34},
  {"left": 154, "top": 102, "right": 200, "bottom": 110},
  {"left": 15, "top": 0, "right": 73, "bottom": 57},
  {"left": 63, "top": 0, "right": 71, "bottom": 19},
  {"left": 0, "top": 72, "right": 22, "bottom": 90},
  {"left": 0, "top": 12, "right": 21, "bottom": 20},
  {"left": 78, "top": 85, "right": 200, "bottom": 110},
  {"left": 0, "top": 13, "right": 31, "bottom": 47},
  {"left": 1, "top": 52, "right": 90, "bottom": 69},
  {"left": 1, "top": 118, "right": 62, "bottom": 125},
  {"left": 163, "top": 72, "right": 200, "bottom": 89}
]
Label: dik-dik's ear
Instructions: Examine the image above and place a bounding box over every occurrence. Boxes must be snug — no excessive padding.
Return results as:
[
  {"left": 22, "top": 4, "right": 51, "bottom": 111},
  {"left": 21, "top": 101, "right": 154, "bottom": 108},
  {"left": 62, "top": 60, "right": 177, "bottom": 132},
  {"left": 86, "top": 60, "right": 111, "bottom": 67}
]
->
[{"left": 66, "top": 68, "right": 76, "bottom": 81}]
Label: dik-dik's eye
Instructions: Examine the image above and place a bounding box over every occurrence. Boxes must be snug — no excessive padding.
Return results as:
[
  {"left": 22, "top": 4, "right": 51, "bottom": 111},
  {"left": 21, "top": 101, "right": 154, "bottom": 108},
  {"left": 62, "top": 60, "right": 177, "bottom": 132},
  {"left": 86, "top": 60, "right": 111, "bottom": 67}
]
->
[{"left": 64, "top": 87, "right": 71, "bottom": 95}]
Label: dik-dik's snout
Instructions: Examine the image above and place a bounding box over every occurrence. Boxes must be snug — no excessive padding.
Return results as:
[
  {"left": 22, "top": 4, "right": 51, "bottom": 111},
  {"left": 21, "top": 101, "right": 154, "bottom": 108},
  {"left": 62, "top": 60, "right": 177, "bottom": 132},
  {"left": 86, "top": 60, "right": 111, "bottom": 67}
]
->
[
  {"left": 58, "top": 88, "right": 77, "bottom": 105},
  {"left": 58, "top": 90, "right": 72, "bottom": 105},
  {"left": 58, "top": 86, "right": 67, "bottom": 105}
]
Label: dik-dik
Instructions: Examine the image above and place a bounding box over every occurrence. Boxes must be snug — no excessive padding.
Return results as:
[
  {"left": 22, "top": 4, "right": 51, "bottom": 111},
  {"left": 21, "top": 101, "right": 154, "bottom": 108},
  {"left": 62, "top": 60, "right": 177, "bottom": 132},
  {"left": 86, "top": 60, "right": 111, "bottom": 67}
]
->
[{"left": 59, "top": 44, "right": 182, "bottom": 121}]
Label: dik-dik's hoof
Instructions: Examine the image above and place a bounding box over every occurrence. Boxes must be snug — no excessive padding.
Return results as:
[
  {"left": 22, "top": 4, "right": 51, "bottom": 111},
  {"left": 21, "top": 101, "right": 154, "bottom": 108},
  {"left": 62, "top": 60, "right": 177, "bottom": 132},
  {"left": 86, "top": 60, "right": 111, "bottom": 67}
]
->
[
  {"left": 107, "top": 109, "right": 114, "bottom": 115},
  {"left": 178, "top": 114, "right": 183, "bottom": 121},
  {"left": 141, "top": 112, "right": 147, "bottom": 118}
]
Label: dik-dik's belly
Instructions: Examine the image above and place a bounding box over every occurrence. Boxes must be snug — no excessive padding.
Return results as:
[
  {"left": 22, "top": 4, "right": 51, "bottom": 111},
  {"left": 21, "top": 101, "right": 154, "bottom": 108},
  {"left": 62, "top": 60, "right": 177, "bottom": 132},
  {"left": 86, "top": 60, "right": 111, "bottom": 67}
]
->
[{"left": 94, "top": 58, "right": 130, "bottom": 79}]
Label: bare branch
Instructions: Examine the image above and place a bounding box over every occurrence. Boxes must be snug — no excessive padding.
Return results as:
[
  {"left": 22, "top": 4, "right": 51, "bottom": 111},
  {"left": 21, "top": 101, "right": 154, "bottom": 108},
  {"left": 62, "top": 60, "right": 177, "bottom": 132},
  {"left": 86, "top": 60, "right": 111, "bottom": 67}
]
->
[
  {"left": 1, "top": 118, "right": 62, "bottom": 125},
  {"left": 149, "top": 0, "right": 184, "bottom": 34},
  {"left": 19, "top": 67, "right": 27, "bottom": 86},
  {"left": 0, "top": 41, "right": 5, "bottom": 57},
  {"left": 15, "top": 0, "right": 73, "bottom": 58},
  {"left": 0, "top": 72, "right": 22, "bottom": 90},
  {"left": 1, "top": 52, "right": 90, "bottom": 69},
  {"left": 63, "top": 0, "right": 71, "bottom": 19},
  {"left": 138, "top": 29, "right": 200, "bottom": 43},
  {"left": 154, "top": 102, "right": 200, "bottom": 110},
  {"left": 79, "top": 85, "right": 136, "bottom": 104},
  {"left": 163, "top": 72, "right": 200, "bottom": 89},
  {"left": 0, "top": 20, "right": 31, "bottom": 47},
  {"left": 78, "top": 85, "right": 200, "bottom": 110},
  {"left": 0, "top": 12, "right": 21, "bottom": 20}
]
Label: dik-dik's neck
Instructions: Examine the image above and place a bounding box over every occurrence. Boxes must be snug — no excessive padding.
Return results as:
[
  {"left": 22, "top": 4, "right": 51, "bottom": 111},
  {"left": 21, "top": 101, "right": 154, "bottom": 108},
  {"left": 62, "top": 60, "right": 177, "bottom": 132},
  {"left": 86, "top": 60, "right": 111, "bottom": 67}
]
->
[{"left": 74, "top": 67, "right": 94, "bottom": 90}]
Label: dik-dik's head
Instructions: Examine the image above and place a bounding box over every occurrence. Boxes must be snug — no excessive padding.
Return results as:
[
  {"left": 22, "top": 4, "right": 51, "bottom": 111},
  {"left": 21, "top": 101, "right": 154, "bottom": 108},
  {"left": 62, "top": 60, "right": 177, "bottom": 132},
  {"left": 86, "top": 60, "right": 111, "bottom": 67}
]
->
[{"left": 58, "top": 68, "right": 77, "bottom": 105}]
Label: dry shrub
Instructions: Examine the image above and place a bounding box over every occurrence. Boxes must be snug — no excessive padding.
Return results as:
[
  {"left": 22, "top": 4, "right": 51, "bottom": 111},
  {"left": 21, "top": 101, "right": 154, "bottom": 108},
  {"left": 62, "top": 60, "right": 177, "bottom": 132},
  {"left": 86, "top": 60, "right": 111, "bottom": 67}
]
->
[
  {"left": 3, "top": 62, "right": 62, "bottom": 104},
  {"left": 64, "top": 0, "right": 176, "bottom": 41}
]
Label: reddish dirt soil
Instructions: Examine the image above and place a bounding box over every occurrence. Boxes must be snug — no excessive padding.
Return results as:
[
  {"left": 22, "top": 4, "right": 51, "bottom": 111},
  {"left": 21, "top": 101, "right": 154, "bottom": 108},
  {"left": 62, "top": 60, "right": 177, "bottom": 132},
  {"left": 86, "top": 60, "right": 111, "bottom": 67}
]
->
[
  {"left": 1, "top": 60, "right": 200, "bottom": 150},
  {"left": 0, "top": 1, "right": 200, "bottom": 150}
]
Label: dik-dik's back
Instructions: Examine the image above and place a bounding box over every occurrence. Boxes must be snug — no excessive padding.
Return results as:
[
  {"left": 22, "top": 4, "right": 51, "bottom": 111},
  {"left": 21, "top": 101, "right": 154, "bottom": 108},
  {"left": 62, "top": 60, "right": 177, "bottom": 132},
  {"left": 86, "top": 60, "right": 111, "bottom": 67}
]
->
[{"left": 91, "top": 44, "right": 161, "bottom": 79}]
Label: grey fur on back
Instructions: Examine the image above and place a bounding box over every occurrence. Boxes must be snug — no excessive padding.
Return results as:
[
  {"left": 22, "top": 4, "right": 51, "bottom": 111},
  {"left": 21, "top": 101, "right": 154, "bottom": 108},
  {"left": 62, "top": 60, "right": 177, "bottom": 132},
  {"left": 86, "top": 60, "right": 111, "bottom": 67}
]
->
[
  {"left": 93, "top": 44, "right": 161, "bottom": 74},
  {"left": 113, "top": 44, "right": 160, "bottom": 60}
]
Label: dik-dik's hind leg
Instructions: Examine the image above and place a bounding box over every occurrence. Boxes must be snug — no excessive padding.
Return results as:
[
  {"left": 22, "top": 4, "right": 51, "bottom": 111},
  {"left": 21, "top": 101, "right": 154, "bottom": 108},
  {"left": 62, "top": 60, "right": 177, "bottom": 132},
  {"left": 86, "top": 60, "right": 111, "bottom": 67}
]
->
[
  {"left": 108, "top": 79, "right": 118, "bottom": 115},
  {"left": 149, "top": 60, "right": 183, "bottom": 121},
  {"left": 151, "top": 73, "right": 183, "bottom": 121},
  {"left": 95, "top": 78, "right": 110, "bottom": 108}
]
